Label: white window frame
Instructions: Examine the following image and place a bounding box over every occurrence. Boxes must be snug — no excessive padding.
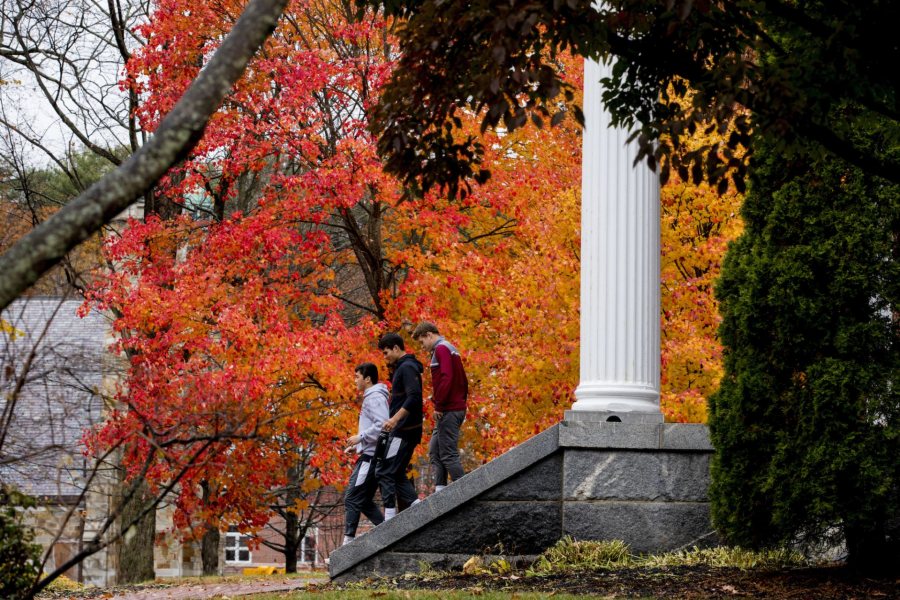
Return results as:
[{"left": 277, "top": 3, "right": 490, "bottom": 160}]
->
[{"left": 224, "top": 530, "right": 252, "bottom": 564}]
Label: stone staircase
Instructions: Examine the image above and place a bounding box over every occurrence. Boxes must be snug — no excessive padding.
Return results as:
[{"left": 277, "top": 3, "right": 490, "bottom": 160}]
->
[{"left": 329, "top": 421, "right": 715, "bottom": 582}]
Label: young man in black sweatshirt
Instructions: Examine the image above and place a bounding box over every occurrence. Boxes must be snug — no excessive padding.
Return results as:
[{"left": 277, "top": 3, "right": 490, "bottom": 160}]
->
[{"left": 376, "top": 332, "right": 424, "bottom": 519}]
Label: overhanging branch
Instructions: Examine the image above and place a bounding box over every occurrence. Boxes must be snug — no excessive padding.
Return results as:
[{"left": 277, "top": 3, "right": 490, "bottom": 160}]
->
[{"left": 0, "top": 0, "right": 290, "bottom": 311}]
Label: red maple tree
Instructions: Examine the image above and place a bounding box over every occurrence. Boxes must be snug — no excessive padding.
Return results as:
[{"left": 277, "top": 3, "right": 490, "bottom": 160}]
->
[{"left": 84, "top": 0, "right": 742, "bottom": 569}]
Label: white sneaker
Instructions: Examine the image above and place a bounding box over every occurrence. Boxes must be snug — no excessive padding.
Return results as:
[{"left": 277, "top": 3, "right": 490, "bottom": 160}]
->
[
  {"left": 412, "top": 498, "right": 422, "bottom": 505},
  {"left": 342, "top": 535, "right": 354, "bottom": 546},
  {"left": 434, "top": 485, "right": 446, "bottom": 493},
  {"left": 384, "top": 507, "right": 396, "bottom": 520}
]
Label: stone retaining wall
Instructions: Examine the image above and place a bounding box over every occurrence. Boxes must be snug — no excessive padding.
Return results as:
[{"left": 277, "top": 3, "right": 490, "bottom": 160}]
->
[{"left": 329, "top": 421, "right": 716, "bottom": 581}]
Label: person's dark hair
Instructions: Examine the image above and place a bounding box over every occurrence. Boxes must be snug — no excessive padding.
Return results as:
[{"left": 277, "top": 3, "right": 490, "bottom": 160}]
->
[
  {"left": 412, "top": 321, "right": 440, "bottom": 340},
  {"left": 355, "top": 362, "right": 379, "bottom": 385},
  {"left": 377, "top": 332, "right": 405, "bottom": 351}
]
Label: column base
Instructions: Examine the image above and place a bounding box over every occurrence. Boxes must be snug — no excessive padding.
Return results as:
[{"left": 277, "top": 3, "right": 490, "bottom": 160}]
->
[
  {"left": 570, "top": 383, "right": 662, "bottom": 423},
  {"left": 564, "top": 410, "right": 664, "bottom": 424}
]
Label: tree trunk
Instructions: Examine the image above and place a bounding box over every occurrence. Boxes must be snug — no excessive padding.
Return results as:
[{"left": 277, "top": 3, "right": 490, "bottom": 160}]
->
[
  {"left": 199, "top": 481, "right": 219, "bottom": 575},
  {"left": 845, "top": 520, "right": 889, "bottom": 574},
  {"left": 283, "top": 510, "right": 299, "bottom": 573},
  {"left": 201, "top": 527, "right": 220, "bottom": 576},
  {"left": 116, "top": 479, "right": 156, "bottom": 584},
  {"left": 144, "top": 187, "right": 184, "bottom": 222}
]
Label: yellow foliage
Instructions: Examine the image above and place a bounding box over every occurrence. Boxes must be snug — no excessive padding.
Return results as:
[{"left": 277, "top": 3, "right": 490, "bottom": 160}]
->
[
  {"left": 462, "top": 556, "right": 486, "bottom": 574},
  {"left": 659, "top": 109, "right": 746, "bottom": 423},
  {"left": 44, "top": 574, "right": 84, "bottom": 592},
  {"left": 300, "top": 478, "right": 321, "bottom": 493},
  {"left": 1, "top": 319, "right": 23, "bottom": 340}
]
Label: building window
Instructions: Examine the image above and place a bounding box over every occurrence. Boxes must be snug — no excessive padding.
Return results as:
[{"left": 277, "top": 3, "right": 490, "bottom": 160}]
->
[
  {"left": 299, "top": 528, "right": 318, "bottom": 566},
  {"left": 225, "top": 528, "right": 252, "bottom": 564}
]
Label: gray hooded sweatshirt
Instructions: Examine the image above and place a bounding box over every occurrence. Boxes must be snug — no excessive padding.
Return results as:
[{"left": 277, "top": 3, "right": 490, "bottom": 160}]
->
[{"left": 356, "top": 382, "right": 390, "bottom": 455}]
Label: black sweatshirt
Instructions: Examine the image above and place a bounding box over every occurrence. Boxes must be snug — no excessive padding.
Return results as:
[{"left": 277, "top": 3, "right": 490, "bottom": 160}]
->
[{"left": 389, "top": 353, "right": 424, "bottom": 439}]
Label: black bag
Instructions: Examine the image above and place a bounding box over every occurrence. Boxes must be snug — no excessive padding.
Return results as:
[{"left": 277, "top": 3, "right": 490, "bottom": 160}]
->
[{"left": 374, "top": 430, "right": 390, "bottom": 466}]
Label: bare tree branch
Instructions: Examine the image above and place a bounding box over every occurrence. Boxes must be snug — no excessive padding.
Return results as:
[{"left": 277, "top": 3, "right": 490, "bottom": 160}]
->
[{"left": 0, "top": 0, "right": 290, "bottom": 311}]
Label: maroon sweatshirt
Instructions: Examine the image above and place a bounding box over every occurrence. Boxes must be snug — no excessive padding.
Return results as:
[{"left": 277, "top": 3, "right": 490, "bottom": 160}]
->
[{"left": 429, "top": 338, "right": 468, "bottom": 412}]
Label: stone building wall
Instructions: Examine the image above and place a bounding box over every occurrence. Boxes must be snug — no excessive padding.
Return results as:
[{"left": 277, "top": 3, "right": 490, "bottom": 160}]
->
[
  {"left": 153, "top": 503, "right": 203, "bottom": 578},
  {"left": 25, "top": 502, "right": 84, "bottom": 582}
]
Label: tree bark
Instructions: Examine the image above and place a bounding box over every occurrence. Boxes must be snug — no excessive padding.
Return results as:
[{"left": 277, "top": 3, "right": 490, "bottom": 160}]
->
[
  {"left": 144, "top": 188, "right": 184, "bottom": 222},
  {"left": 116, "top": 479, "right": 156, "bottom": 585},
  {"left": 283, "top": 510, "right": 299, "bottom": 573},
  {"left": 199, "top": 481, "right": 220, "bottom": 576},
  {"left": 200, "top": 528, "right": 220, "bottom": 576},
  {"left": 0, "top": 0, "right": 290, "bottom": 311}
]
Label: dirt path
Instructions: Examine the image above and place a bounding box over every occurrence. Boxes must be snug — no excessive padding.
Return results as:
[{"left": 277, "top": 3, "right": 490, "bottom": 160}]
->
[{"left": 99, "top": 577, "right": 325, "bottom": 600}]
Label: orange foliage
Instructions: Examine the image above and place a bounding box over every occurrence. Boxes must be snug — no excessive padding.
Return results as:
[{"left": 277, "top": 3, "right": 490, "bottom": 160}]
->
[
  {"left": 659, "top": 124, "right": 745, "bottom": 423},
  {"left": 384, "top": 62, "right": 584, "bottom": 459},
  {"left": 83, "top": 0, "right": 741, "bottom": 543},
  {"left": 0, "top": 197, "right": 102, "bottom": 296}
]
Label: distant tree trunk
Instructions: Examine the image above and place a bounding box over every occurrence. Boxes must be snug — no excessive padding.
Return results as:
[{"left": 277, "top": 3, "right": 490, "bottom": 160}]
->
[
  {"left": 201, "top": 528, "right": 220, "bottom": 576},
  {"left": 283, "top": 510, "right": 300, "bottom": 573},
  {"left": 116, "top": 478, "right": 156, "bottom": 584},
  {"left": 144, "top": 187, "right": 184, "bottom": 222},
  {"left": 200, "top": 528, "right": 220, "bottom": 576},
  {"left": 200, "top": 481, "right": 220, "bottom": 575},
  {"left": 213, "top": 196, "right": 226, "bottom": 223},
  {"left": 116, "top": 165, "right": 186, "bottom": 587}
]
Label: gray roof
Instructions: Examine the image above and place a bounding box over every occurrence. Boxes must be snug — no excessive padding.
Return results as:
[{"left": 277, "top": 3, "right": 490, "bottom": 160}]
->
[{"left": 0, "top": 298, "right": 110, "bottom": 498}]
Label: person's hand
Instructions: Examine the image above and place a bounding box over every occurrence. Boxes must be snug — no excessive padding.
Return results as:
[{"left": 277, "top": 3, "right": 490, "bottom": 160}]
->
[
  {"left": 382, "top": 417, "right": 397, "bottom": 432},
  {"left": 434, "top": 411, "right": 443, "bottom": 420},
  {"left": 344, "top": 434, "right": 361, "bottom": 454}
]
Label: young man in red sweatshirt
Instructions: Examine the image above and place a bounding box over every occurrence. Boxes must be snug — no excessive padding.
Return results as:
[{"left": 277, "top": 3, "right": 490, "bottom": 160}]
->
[{"left": 413, "top": 321, "right": 468, "bottom": 493}]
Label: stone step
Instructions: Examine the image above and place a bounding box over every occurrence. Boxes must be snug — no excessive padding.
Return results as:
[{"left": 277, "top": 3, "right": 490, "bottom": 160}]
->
[{"left": 328, "top": 421, "right": 715, "bottom": 582}]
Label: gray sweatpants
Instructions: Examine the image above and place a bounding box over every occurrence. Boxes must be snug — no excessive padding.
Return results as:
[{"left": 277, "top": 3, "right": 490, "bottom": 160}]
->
[{"left": 429, "top": 410, "right": 465, "bottom": 486}]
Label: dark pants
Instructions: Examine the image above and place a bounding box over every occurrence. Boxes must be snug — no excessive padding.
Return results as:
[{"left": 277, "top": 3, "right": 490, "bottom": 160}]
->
[
  {"left": 344, "top": 454, "right": 384, "bottom": 537},
  {"left": 375, "top": 432, "right": 420, "bottom": 509},
  {"left": 429, "top": 410, "right": 465, "bottom": 486}
]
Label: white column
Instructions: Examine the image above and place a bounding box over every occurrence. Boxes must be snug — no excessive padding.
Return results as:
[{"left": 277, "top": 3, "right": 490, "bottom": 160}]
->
[{"left": 570, "top": 57, "right": 662, "bottom": 421}]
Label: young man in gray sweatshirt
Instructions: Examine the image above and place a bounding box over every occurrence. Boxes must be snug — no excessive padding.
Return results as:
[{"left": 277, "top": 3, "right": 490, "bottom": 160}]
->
[{"left": 342, "top": 362, "right": 390, "bottom": 545}]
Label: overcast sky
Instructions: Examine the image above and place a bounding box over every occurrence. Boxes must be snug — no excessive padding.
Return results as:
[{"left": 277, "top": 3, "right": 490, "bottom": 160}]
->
[{"left": 0, "top": 0, "right": 148, "bottom": 170}]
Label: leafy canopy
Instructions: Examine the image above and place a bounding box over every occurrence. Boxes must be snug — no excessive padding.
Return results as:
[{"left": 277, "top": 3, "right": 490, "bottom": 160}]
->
[
  {"left": 357, "top": 0, "right": 899, "bottom": 196},
  {"left": 83, "top": 0, "right": 743, "bottom": 549}
]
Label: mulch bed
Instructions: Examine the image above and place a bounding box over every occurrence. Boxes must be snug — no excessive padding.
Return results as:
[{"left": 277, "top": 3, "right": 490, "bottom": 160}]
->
[{"left": 378, "top": 565, "right": 900, "bottom": 599}]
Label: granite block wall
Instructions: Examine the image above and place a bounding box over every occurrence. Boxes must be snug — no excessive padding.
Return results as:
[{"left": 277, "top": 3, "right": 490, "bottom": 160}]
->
[{"left": 330, "top": 423, "right": 717, "bottom": 582}]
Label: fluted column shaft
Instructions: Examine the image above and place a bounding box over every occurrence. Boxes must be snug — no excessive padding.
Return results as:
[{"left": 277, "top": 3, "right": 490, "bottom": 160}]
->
[{"left": 572, "top": 57, "right": 661, "bottom": 417}]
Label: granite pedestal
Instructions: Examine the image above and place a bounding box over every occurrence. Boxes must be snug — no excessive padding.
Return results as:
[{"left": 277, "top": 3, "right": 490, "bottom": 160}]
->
[{"left": 328, "top": 420, "right": 716, "bottom": 582}]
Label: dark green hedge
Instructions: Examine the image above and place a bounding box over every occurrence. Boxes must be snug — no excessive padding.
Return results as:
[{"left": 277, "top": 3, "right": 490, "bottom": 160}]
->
[
  {"left": 710, "top": 123, "right": 899, "bottom": 571},
  {"left": 0, "top": 488, "right": 42, "bottom": 599}
]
